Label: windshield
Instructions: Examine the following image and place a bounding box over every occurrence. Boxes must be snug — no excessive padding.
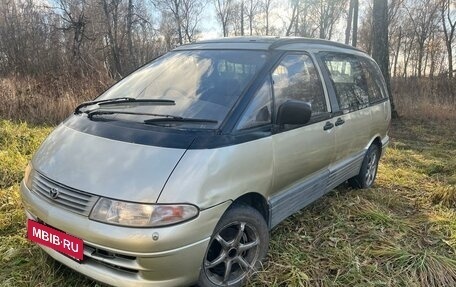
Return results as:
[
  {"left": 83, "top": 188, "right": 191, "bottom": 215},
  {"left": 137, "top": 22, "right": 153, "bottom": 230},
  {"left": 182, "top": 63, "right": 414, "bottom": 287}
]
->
[{"left": 96, "top": 50, "right": 269, "bottom": 128}]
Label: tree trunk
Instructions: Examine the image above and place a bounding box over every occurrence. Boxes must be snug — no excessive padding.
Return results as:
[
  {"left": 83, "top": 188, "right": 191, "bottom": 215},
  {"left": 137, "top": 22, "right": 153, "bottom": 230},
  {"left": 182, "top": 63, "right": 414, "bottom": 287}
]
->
[
  {"left": 441, "top": 0, "right": 456, "bottom": 79},
  {"left": 345, "top": 0, "right": 353, "bottom": 45},
  {"left": 240, "top": 0, "right": 244, "bottom": 36},
  {"left": 265, "top": 0, "right": 270, "bottom": 35},
  {"left": 448, "top": 45, "right": 453, "bottom": 78},
  {"left": 393, "top": 27, "right": 401, "bottom": 78},
  {"left": 175, "top": 1, "right": 183, "bottom": 45},
  {"left": 372, "top": 0, "right": 397, "bottom": 118},
  {"left": 417, "top": 41, "right": 424, "bottom": 78},
  {"left": 352, "top": 0, "right": 358, "bottom": 47},
  {"left": 127, "top": 0, "right": 134, "bottom": 67},
  {"left": 102, "top": 0, "right": 122, "bottom": 78},
  {"left": 286, "top": 3, "right": 298, "bottom": 36},
  {"left": 224, "top": 14, "right": 229, "bottom": 37},
  {"left": 249, "top": 1, "right": 253, "bottom": 35},
  {"left": 294, "top": 2, "right": 300, "bottom": 36},
  {"left": 423, "top": 40, "right": 429, "bottom": 77}
]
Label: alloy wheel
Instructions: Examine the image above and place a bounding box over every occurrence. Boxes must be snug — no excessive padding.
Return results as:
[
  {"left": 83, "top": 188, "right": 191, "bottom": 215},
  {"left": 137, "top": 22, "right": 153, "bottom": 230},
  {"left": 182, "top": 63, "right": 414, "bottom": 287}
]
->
[
  {"left": 203, "top": 221, "right": 260, "bottom": 286},
  {"left": 365, "top": 152, "right": 378, "bottom": 186}
]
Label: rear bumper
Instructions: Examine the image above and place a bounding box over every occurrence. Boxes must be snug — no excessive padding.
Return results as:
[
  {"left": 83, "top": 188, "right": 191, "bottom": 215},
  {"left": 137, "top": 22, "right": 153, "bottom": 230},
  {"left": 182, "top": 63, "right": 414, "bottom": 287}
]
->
[{"left": 21, "top": 181, "right": 231, "bottom": 287}]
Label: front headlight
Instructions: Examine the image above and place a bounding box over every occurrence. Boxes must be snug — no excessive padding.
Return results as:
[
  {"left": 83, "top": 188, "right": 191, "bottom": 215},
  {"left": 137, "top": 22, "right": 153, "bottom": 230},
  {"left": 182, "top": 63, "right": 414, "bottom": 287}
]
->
[
  {"left": 89, "top": 198, "right": 199, "bottom": 227},
  {"left": 24, "top": 162, "right": 34, "bottom": 189}
]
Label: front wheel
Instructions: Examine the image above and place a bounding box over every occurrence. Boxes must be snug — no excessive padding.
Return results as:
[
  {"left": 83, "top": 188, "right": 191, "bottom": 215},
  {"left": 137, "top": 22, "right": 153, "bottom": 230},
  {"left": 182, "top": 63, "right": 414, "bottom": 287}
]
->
[
  {"left": 198, "top": 205, "right": 269, "bottom": 287},
  {"left": 349, "top": 144, "right": 380, "bottom": 189}
]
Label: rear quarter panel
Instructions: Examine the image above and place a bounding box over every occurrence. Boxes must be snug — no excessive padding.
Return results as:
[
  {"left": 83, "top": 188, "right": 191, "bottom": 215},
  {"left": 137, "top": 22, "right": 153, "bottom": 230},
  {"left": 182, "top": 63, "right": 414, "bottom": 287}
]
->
[{"left": 369, "top": 100, "right": 391, "bottom": 148}]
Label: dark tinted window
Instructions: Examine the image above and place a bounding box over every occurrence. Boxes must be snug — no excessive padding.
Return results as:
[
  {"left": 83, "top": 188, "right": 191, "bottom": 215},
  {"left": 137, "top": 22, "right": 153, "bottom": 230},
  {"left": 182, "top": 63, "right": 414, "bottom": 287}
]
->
[
  {"left": 323, "top": 54, "right": 369, "bottom": 112},
  {"left": 272, "top": 54, "right": 327, "bottom": 117}
]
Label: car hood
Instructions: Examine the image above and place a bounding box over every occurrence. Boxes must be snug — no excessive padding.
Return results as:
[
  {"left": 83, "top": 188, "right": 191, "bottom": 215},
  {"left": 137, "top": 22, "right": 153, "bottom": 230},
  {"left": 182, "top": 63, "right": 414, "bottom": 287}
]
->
[{"left": 32, "top": 123, "right": 188, "bottom": 203}]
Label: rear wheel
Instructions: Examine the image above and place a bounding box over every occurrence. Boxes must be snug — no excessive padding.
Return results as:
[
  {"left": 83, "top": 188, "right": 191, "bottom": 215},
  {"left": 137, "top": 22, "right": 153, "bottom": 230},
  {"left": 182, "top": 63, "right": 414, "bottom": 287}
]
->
[
  {"left": 198, "top": 205, "right": 269, "bottom": 287},
  {"left": 349, "top": 144, "right": 380, "bottom": 189}
]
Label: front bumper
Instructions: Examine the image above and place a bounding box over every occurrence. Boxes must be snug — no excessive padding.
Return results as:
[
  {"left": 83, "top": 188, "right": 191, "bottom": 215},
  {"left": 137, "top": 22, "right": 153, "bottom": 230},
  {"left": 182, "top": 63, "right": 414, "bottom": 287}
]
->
[{"left": 21, "top": 181, "right": 231, "bottom": 287}]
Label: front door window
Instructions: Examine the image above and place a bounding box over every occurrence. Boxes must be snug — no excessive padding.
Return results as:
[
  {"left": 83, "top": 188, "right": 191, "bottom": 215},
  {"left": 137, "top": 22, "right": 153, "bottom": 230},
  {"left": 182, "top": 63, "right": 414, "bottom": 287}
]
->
[{"left": 272, "top": 54, "right": 327, "bottom": 119}]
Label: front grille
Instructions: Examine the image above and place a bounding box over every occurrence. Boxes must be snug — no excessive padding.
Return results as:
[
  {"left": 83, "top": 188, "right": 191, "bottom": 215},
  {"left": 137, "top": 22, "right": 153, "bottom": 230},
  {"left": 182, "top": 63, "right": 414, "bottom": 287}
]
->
[
  {"left": 84, "top": 244, "right": 139, "bottom": 274},
  {"left": 31, "top": 172, "right": 98, "bottom": 216}
]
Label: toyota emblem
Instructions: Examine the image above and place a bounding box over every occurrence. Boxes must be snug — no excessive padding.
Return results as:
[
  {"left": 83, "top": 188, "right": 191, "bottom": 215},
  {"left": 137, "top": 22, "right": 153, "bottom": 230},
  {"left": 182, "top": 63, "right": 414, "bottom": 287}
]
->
[{"left": 49, "top": 187, "right": 59, "bottom": 199}]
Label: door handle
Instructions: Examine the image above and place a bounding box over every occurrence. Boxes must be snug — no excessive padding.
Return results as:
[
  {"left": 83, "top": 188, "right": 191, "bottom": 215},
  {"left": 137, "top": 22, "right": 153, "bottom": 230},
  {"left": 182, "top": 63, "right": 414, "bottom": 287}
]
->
[
  {"left": 335, "top": 118, "right": 345, "bottom": 126},
  {"left": 323, "top": 121, "right": 334, "bottom": 131}
]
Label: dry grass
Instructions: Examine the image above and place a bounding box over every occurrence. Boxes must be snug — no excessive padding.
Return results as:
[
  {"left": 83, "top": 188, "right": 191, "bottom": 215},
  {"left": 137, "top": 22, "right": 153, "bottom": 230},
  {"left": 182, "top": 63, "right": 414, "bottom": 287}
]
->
[
  {"left": 391, "top": 77, "right": 456, "bottom": 121},
  {"left": 0, "top": 76, "right": 112, "bottom": 125}
]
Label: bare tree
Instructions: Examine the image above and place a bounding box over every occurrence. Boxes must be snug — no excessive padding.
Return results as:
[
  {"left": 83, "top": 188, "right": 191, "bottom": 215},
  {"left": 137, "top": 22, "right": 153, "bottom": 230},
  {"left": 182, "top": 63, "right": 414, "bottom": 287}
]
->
[
  {"left": 392, "top": 26, "right": 402, "bottom": 77},
  {"left": 441, "top": 0, "right": 456, "bottom": 78},
  {"left": 352, "top": 0, "right": 358, "bottom": 46},
  {"left": 345, "top": 0, "right": 358, "bottom": 46},
  {"left": 214, "top": 0, "right": 234, "bottom": 37},
  {"left": 345, "top": 0, "right": 354, "bottom": 45},
  {"left": 372, "top": 0, "right": 397, "bottom": 117},
  {"left": 357, "top": 4, "right": 373, "bottom": 54},
  {"left": 154, "top": 0, "right": 184, "bottom": 45},
  {"left": 101, "top": 0, "right": 123, "bottom": 77},
  {"left": 231, "top": 0, "right": 244, "bottom": 36},
  {"left": 181, "top": 0, "right": 204, "bottom": 42},
  {"left": 245, "top": 0, "right": 259, "bottom": 35},
  {"left": 263, "top": 0, "right": 273, "bottom": 35},
  {"left": 285, "top": 0, "right": 322, "bottom": 38},
  {"left": 387, "top": 0, "right": 405, "bottom": 77},
  {"left": 240, "top": 0, "right": 244, "bottom": 35},
  {"left": 127, "top": 0, "right": 134, "bottom": 65},
  {"left": 160, "top": 11, "right": 179, "bottom": 50},
  {"left": 401, "top": 25, "right": 415, "bottom": 77},
  {"left": 285, "top": 0, "right": 299, "bottom": 36},
  {"left": 154, "top": 0, "right": 203, "bottom": 44},
  {"left": 0, "top": 0, "right": 161, "bottom": 79},
  {"left": 404, "top": 0, "right": 440, "bottom": 78},
  {"left": 56, "top": 0, "right": 89, "bottom": 60},
  {"left": 312, "top": 0, "right": 346, "bottom": 40}
]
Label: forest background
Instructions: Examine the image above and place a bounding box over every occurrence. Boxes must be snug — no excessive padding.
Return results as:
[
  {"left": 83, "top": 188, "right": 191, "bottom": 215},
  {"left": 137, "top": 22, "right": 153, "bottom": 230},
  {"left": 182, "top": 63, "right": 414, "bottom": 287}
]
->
[{"left": 0, "top": 0, "right": 455, "bottom": 123}]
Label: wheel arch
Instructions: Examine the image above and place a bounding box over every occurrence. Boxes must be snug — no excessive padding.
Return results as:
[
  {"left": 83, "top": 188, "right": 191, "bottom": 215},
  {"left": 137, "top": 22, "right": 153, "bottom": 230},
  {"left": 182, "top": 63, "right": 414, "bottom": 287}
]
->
[
  {"left": 366, "top": 135, "right": 383, "bottom": 156},
  {"left": 230, "top": 192, "right": 270, "bottom": 226}
]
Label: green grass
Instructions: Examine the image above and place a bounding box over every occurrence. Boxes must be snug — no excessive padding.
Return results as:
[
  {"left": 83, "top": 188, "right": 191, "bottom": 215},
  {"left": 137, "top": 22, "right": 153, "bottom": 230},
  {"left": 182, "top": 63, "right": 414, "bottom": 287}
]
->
[{"left": 1, "top": 118, "right": 455, "bottom": 287}]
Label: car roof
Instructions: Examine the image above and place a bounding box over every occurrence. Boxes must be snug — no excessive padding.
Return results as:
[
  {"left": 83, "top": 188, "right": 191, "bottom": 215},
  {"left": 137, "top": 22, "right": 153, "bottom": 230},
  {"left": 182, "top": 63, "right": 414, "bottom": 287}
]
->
[{"left": 174, "top": 36, "right": 367, "bottom": 55}]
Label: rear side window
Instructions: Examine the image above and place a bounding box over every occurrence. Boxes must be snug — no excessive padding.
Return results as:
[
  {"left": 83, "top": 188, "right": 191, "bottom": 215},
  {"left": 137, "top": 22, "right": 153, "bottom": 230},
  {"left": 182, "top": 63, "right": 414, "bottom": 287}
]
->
[
  {"left": 359, "top": 58, "right": 388, "bottom": 103},
  {"left": 322, "top": 54, "right": 369, "bottom": 112},
  {"left": 272, "top": 54, "right": 327, "bottom": 118}
]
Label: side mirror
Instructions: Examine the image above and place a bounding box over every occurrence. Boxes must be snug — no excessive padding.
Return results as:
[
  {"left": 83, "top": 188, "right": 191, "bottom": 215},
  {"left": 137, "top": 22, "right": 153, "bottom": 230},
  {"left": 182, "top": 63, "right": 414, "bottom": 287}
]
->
[{"left": 277, "top": 100, "right": 312, "bottom": 125}]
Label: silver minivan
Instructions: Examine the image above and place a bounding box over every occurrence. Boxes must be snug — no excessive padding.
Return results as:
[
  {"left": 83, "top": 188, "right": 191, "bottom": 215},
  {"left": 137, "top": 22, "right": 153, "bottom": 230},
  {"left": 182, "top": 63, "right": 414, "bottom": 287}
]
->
[{"left": 21, "top": 37, "right": 391, "bottom": 287}]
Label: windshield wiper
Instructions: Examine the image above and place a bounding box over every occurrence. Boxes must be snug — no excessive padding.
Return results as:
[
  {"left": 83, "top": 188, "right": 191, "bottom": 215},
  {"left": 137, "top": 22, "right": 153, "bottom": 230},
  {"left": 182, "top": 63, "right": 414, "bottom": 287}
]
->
[
  {"left": 87, "top": 110, "right": 180, "bottom": 120},
  {"left": 86, "top": 109, "right": 217, "bottom": 126},
  {"left": 144, "top": 117, "right": 218, "bottom": 125},
  {"left": 74, "top": 97, "right": 175, "bottom": 114}
]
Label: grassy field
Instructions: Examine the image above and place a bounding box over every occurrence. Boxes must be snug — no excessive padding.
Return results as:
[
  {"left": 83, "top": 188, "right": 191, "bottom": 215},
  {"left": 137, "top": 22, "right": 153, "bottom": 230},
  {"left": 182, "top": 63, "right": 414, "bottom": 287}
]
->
[{"left": 1, "top": 118, "right": 455, "bottom": 287}]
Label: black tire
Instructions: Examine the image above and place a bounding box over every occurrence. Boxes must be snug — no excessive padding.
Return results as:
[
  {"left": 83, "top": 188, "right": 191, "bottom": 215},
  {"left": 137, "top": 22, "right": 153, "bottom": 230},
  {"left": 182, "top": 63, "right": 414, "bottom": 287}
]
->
[
  {"left": 349, "top": 144, "right": 380, "bottom": 189},
  {"left": 198, "top": 205, "right": 269, "bottom": 287}
]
